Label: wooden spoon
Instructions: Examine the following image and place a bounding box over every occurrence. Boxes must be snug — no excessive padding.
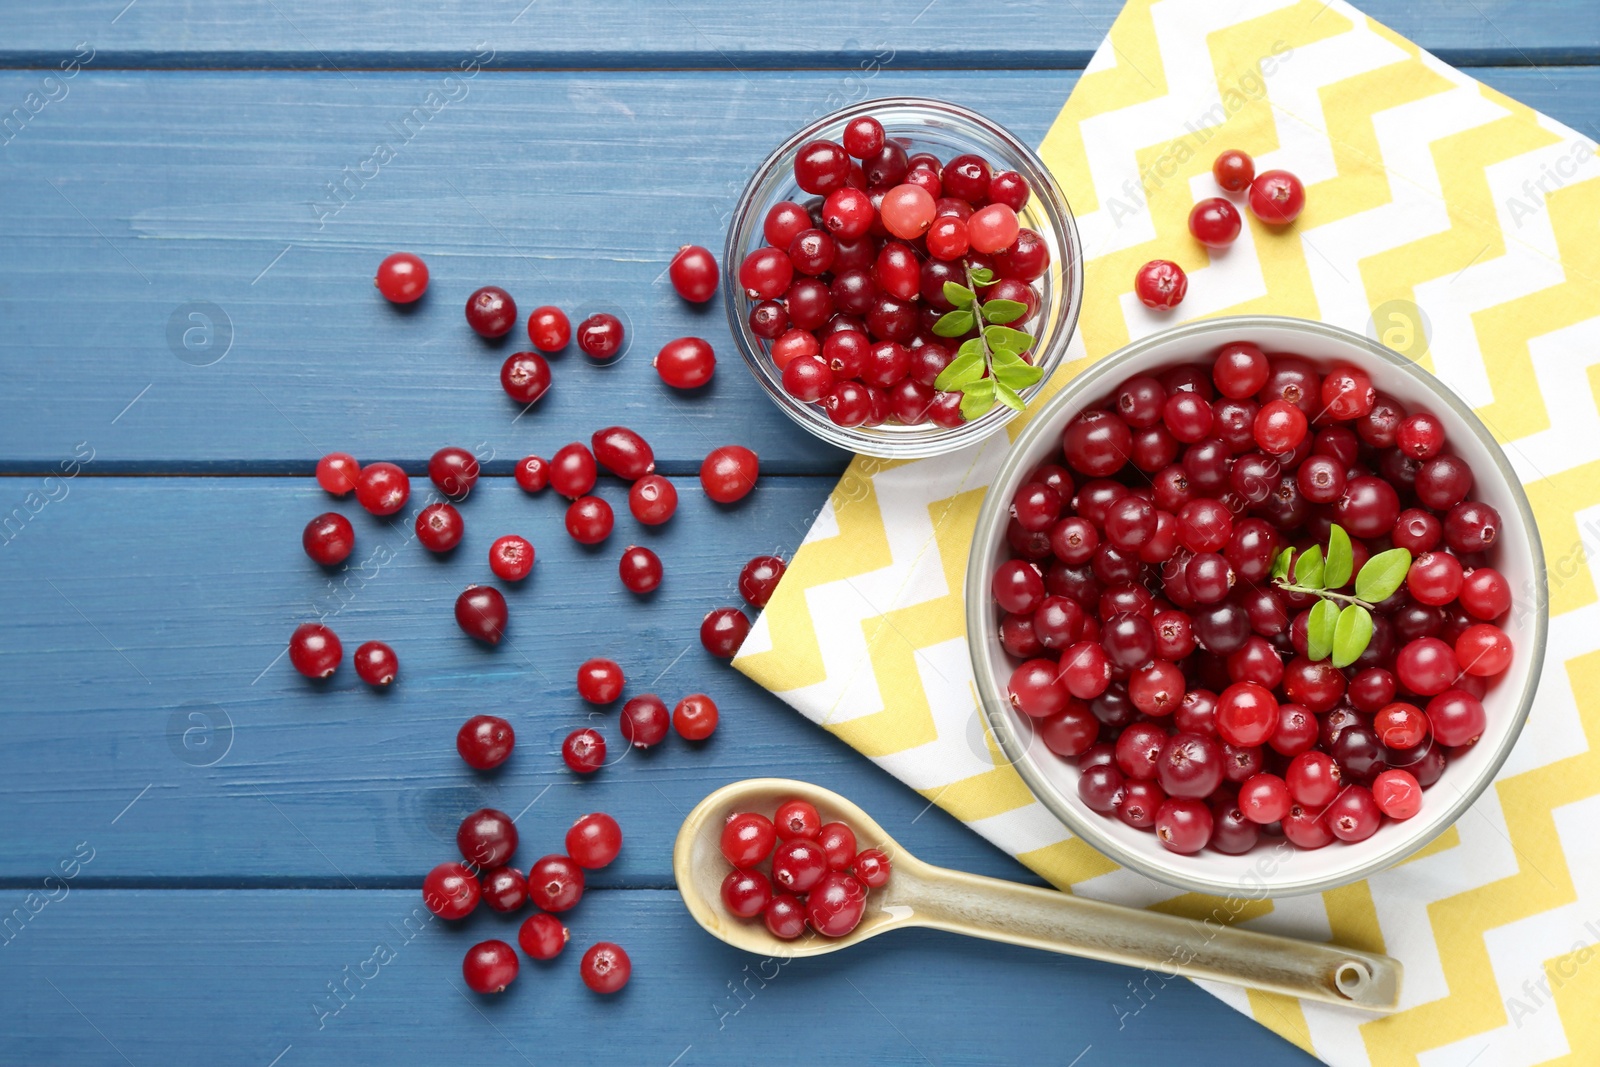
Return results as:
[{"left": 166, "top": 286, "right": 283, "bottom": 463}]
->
[{"left": 673, "top": 778, "right": 1401, "bottom": 1012}]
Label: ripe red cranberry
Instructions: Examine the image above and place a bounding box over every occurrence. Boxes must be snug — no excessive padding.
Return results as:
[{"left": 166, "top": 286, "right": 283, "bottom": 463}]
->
[
  {"left": 669, "top": 245, "right": 719, "bottom": 303},
  {"left": 289, "top": 623, "right": 342, "bottom": 679},
  {"left": 1325, "top": 786, "right": 1381, "bottom": 842},
  {"left": 518, "top": 912, "right": 568, "bottom": 960},
  {"left": 463, "top": 940, "right": 519, "bottom": 994},
  {"left": 814, "top": 822, "right": 858, "bottom": 871},
  {"left": 526, "top": 305, "right": 571, "bottom": 352},
  {"left": 618, "top": 545, "right": 663, "bottom": 594},
  {"left": 427, "top": 446, "right": 480, "bottom": 500},
  {"left": 500, "top": 351, "right": 551, "bottom": 405},
  {"left": 673, "top": 694, "right": 719, "bottom": 741},
  {"left": 1212, "top": 150, "right": 1255, "bottom": 193},
  {"left": 1155, "top": 797, "right": 1213, "bottom": 853},
  {"left": 1216, "top": 681, "right": 1279, "bottom": 746},
  {"left": 654, "top": 337, "right": 716, "bottom": 389},
  {"left": 577, "top": 313, "right": 626, "bottom": 360},
  {"left": 764, "top": 201, "right": 812, "bottom": 248},
  {"left": 1283, "top": 803, "right": 1333, "bottom": 849},
  {"left": 416, "top": 502, "right": 464, "bottom": 553},
  {"left": 1427, "top": 689, "right": 1486, "bottom": 746},
  {"left": 795, "top": 139, "right": 851, "bottom": 194},
  {"left": 721, "top": 811, "right": 777, "bottom": 867},
  {"left": 701, "top": 608, "right": 751, "bottom": 658},
  {"left": 738, "top": 555, "right": 787, "bottom": 608},
  {"left": 485, "top": 534, "right": 534, "bottom": 583},
  {"left": 1063, "top": 410, "right": 1134, "bottom": 477},
  {"left": 580, "top": 942, "right": 631, "bottom": 994},
  {"left": 808, "top": 871, "right": 868, "bottom": 937},
  {"left": 514, "top": 455, "right": 549, "bottom": 493},
  {"left": 316, "top": 452, "right": 360, "bottom": 496},
  {"left": 1373, "top": 768, "right": 1422, "bottom": 820},
  {"left": 1334, "top": 475, "right": 1400, "bottom": 538},
  {"left": 465, "top": 286, "right": 517, "bottom": 338},
  {"left": 721, "top": 868, "right": 772, "bottom": 918},
  {"left": 353, "top": 640, "right": 398, "bottom": 686},
  {"left": 700, "top": 446, "right": 759, "bottom": 503},
  {"left": 527, "top": 854, "right": 584, "bottom": 912},
  {"left": 375, "top": 252, "right": 429, "bottom": 303},
  {"left": 1285, "top": 750, "right": 1341, "bottom": 808},
  {"left": 544, "top": 444, "right": 595, "bottom": 500},
  {"left": 772, "top": 838, "right": 828, "bottom": 893},
  {"left": 620, "top": 694, "right": 670, "bottom": 748},
  {"left": 455, "top": 585, "right": 508, "bottom": 644},
  {"left": 302, "top": 512, "right": 355, "bottom": 566},
  {"left": 565, "top": 496, "right": 614, "bottom": 545},
  {"left": 1238, "top": 772, "right": 1290, "bottom": 824},
  {"left": 354, "top": 461, "right": 410, "bottom": 516},
  {"left": 423, "top": 861, "right": 481, "bottom": 920},
  {"left": 1247, "top": 170, "right": 1305, "bottom": 224},
  {"left": 566, "top": 812, "right": 622, "bottom": 869},
  {"left": 854, "top": 848, "right": 892, "bottom": 888},
  {"left": 577, "top": 659, "right": 624, "bottom": 703},
  {"left": 1459, "top": 567, "right": 1511, "bottom": 619},
  {"left": 457, "top": 714, "right": 514, "bottom": 770},
  {"left": 590, "top": 427, "right": 654, "bottom": 482},
  {"left": 774, "top": 798, "right": 822, "bottom": 840},
  {"left": 1188, "top": 197, "right": 1242, "bottom": 247},
  {"left": 1254, "top": 399, "right": 1308, "bottom": 454},
  {"left": 764, "top": 893, "right": 808, "bottom": 940},
  {"left": 1155, "top": 732, "right": 1225, "bottom": 797},
  {"left": 1445, "top": 500, "right": 1500, "bottom": 553},
  {"left": 1135, "top": 260, "right": 1187, "bottom": 309},
  {"left": 458, "top": 808, "right": 518, "bottom": 868},
  {"left": 629, "top": 474, "right": 678, "bottom": 525},
  {"left": 1320, "top": 365, "right": 1375, "bottom": 421},
  {"left": 988, "top": 170, "right": 1030, "bottom": 210},
  {"left": 1396, "top": 637, "right": 1458, "bottom": 695},
  {"left": 562, "top": 728, "right": 607, "bottom": 774},
  {"left": 842, "top": 116, "right": 885, "bottom": 158},
  {"left": 481, "top": 866, "right": 528, "bottom": 912},
  {"left": 740, "top": 248, "right": 794, "bottom": 301}
]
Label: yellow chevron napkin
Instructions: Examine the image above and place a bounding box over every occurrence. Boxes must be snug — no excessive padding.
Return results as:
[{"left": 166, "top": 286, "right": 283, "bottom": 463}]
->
[{"left": 735, "top": 0, "right": 1600, "bottom": 1062}]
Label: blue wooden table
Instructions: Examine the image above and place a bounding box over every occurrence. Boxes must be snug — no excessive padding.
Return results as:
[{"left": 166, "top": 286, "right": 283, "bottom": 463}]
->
[{"left": 2, "top": 4, "right": 1594, "bottom": 1064}]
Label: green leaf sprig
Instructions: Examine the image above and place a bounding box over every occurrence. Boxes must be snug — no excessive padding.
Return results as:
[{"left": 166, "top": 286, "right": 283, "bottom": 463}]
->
[
  {"left": 930, "top": 266, "right": 1041, "bottom": 421},
  {"left": 1270, "top": 523, "right": 1411, "bottom": 668}
]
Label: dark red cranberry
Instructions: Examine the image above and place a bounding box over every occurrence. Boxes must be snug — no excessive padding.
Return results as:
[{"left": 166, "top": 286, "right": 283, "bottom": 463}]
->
[
  {"left": 416, "top": 502, "right": 464, "bottom": 553},
  {"left": 354, "top": 462, "right": 410, "bottom": 516},
  {"left": 424, "top": 861, "right": 481, "bottom": 920},
  {"left": 518, "top": 912, "right": 568, "bottom": 960},
  {"left": 700, "top": 446, "right": 759, "bottom": 503},
  {"left": 701, "top": 608, "right": 751, "bottom": 658},
  {"left": 457, "top": 715, "right": 514, "bottom": 770},
  {"left": 289, "top": 623, "right": 342, "bottom": 679},
  {"left": 562, "top": 728, "right": 607, "bottom": 774},
  {"left": 577, "top": 313, "right": 626, "bottom": 360},
  {"left": 463, "top": 940, "right": 519, "bottom": 994},
  {"left": 481, "top": 866, "right": 528, "bottom": 912},
  {"left": 303, "top": 512, "right": 355, "bottom": 566},
  {"left": 527, "top": 854, "right": 584, "bottom": 913},
  {"left": 466, "top": 286, "right": 517, "bottom": 338},
  {"left": 353, "top": 640, "right": 398, "bottom": 686},
  {"left": 669, "top": 245, "right": 719, "bottom": 303},
  {"left": 457, "top": 808, "right": 518, "bottom": 868},
  {"left": 455, "top": 585, "right": 508, "bottom": 645},
  {"left": 566, "top": 812, "right": 623, "bottom": 870}
]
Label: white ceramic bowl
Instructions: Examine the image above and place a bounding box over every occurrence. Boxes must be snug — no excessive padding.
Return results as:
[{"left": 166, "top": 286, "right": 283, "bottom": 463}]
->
[{"left": 965, "top": 316, "right": 1548, "bottom": 896}]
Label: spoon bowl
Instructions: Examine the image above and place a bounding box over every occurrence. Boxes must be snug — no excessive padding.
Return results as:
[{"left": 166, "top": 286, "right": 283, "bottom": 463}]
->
[{"left": 675, "top": 778, "right": 1403, "bottom": 1011}]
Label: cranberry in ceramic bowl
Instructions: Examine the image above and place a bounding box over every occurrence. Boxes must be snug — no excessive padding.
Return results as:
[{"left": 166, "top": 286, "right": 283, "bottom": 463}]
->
[
  {"left": 724, "top": 97, "right": 1083, "bottom": 459},
  {"left": 965, "top": 315, "right": 1546, "bottom": 896}
]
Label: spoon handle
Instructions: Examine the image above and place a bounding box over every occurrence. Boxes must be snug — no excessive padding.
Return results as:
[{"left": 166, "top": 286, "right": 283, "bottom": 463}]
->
[{"left": 897, "top": 862, "right": 1400, "bottom": 1011}]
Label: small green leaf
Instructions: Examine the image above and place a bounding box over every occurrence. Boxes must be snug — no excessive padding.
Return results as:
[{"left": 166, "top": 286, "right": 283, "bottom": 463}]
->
[
  {"left": 969, "top": 266, "right": 996, "bottom": 287},
  {"left": 932, "top": 310, "right": 975, "bottom": 338},
  {"left": 982, "top": 299, "right": 1029, "bottom": 325},
  {"left": 1294, "top": 545, "right": 1325, "bottom": 589},
  {"left": 1306, "top": 599, "right": 1339, "bottom": 662},
  {"left": 994, "top": 382, "right": 1026, "bottom": 412},
  {"left": 943, "top": 281, "right": 976, "bottom": 308},
  {"left": 1354, "top": 547, "right": 1412, "bottom": 602},
  {"left": 959, "top": 379, "right": 996, "bottom": 421},
  {"left": 1332, "top": 604, "right": 1374, "bottom": 668},
  {"left": 933, "top": 350, "right": 984, "bottom": 392},
  {"left": 1271, "top": 546, "right": 1295, "bottom": 581},
  {"left": 1323, "top": 524, "right": 1353, "bottom": 590},
  {"left": 984, "top": 325, "right": 1033, "bottom": 354},
  {"left": 993, "top": 361, "right": 1043, "bottom": 393}
]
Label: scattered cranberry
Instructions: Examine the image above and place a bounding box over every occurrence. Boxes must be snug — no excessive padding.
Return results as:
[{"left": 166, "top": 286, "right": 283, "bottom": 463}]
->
[
  {"left": 562, "top": 728, "right": 607, "bottom": 774},
  {"left": 457, "top": 714, "right": 514, "bottom": 770},
  {"left": 463, "top": 940, "right": 519, "bottom": 994},
  {"left": 457, "top": 808, "right": 517, "bottom": 868},
  {"left": 428, "top": 446, "right": 480, "bottom": 499},
  {"left": 316, "top": 452, "right": 360, "bottom": 495},
  {"left": 550, "top": 443, "right": 597, "bottom": 499},
  {"left": 289, "top": 623, "right": 341, "bottom": 679},
  {"left": 354, "top": 462, "right": 409, "bottom": 516},
  {"left": 1189, "top": 198, "right": 1242, "bottom": 248},
  {"left": 375, "top": 252, "right": 429, "bottom": 303},
  {"left": 566, "top": 813, "right": 622, "bottom": 869},
  {"left": 353, "top": 640, "right": 398, "bottom": 686},
  {"left": 619, "top": 545, "right": 663, "bottom": 594},
  {"left": 701, "top": 607, "right": 751, "bottom": 658},
  {"left": 592, "top": 426, "right": 655, "bottom": 480},
  {"left": 629, "top": 474, "right": 679, "bottom": 525},
  {"left": 738, "top": 555, "right": 786, "bottom": 608},
  {"left": 1135, "top": 260, "right": 1187, "bottom": 309},
  {"left": 620, "top": 694, "right": 671, "bottom": 748},
  {"left": 1212, "top": 150, "right": 1254, "bottom": 193},
  {"left": 455, "top": 585, "right": 508, "bottom": 645},
  {"left": 481, "top": 866, "right": 528, "bottom": 912},
  {"left": 700, "top": 446, "right": 759, "bottom": 503},
  {"left": 518, "top": 912, "right": 568, "bottom": 960},
  {"left": 655, "top": 337, "right": 716, "bottom": 389},
  {"left": 669, "top": 245, "right": 719, "bottom": 303},
  {"left": 577, "top": 659, "right": 625, "bottom": 703},
  {"left": 303, "top": 512, "right": 355, "bottom": 566},
  {"left": 565, "top": 496, "right": 614, "bottom": 545},
  {"left": 576, "top": 313, "right": 625, "bottom": 360},
  {"left": 416, "top": 502, "right": 464, "bottom": 553},
  {"left": 514, "top": 455, "right": 550, "bottom": 493},
  {"left": 526, "top": 854, "right": 584, "bottom": 913},
  {"left": 500, "top": 351, "right": 552, "bottom": 405},
  {"left": 1248, "top": 170, "right": 1306, "bottom": 224},
  {"left": 465, "top": 286, "right": 517, "bottom": 338},
  {"left": 526, "top": 306, "right": 571, "bottom": 352},
  {"left": 423, "top": 861, "right": 480, "bottom": 920},
  {"left": 579, "top": 942, "right": 631, "bottom": 994},
  {"left": 488, "top": 535, "right": 535, "bottom": 583},
  {"left": 673, "top": 694, "right": 719, "bottom": 741}
]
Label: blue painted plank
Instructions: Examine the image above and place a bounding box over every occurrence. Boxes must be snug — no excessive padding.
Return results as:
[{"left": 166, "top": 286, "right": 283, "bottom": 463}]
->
[
  {"left": 2, "top": 67, "right": 1597, "bottom": 474},
  {"left": 0, "top": 474, "right": 1056, "bottom": 887},
  {"left": 0, "top": 69, "right": 1083, "bottom": 475},
  {"left": 1, "top": 0, "right": 1594, "bottom": 69},
  {"left": 0, "top": 888, "right": 1319, "bottom": 1066}
]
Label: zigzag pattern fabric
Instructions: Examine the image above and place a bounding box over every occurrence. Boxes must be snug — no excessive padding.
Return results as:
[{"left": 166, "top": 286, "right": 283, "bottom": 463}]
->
[{"left": 735, "top": 0, "right": 1600, "bottom": 1062}]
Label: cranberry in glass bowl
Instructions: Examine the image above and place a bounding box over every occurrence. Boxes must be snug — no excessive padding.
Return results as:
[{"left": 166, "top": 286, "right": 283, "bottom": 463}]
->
[{"left": 965, "top": 315, "right": 1545, "bottom": 896}]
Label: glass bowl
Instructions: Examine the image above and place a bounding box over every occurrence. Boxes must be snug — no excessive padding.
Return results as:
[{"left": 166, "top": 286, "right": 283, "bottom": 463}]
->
[
  {"left": 965, "top": 316, "right": 1548, "bottom": 896},
  {"left": 722, "top": 97, "right": 1082, "bottom": 459}
]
